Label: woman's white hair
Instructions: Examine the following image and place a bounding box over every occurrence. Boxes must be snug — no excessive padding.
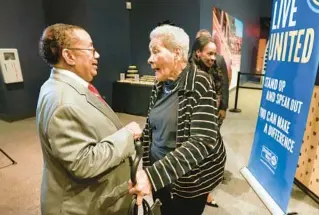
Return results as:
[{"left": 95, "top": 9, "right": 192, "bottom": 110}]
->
[{"left": 150, "top": 25, "right": 189, "bottom": 62}]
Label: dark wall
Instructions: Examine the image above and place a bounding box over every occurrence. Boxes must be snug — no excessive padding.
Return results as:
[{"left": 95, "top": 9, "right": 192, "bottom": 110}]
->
[
  {"left": 0, "top": 0, "right": 47, "bottom": 121},
  {"left": 260, "top": 0, "right": 273, "bottom": 18},
  {"left": 42, "top": 0, "right": 88, "bottom": 26},
  {"left": 43, "top": 0, "right": 131, "bottom": 105},
  {"left": 0, "top": 0, "right": 275, "bottom": 121},
  {"left": 130, "top": 0, "right": 200, "bottom": 75},
  {"left": 200, "top": 0, "right": 272, "bottom": 83}
]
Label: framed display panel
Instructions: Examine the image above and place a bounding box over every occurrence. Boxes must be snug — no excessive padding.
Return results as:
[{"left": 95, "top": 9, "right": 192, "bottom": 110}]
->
[{"left": 0, "top": 49, "right": 23, "bottom": 84}]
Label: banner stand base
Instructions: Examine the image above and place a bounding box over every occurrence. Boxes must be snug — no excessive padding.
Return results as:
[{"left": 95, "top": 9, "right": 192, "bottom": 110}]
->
[{"left": 240, "top": 166, "right": 286, "bottom": 215}]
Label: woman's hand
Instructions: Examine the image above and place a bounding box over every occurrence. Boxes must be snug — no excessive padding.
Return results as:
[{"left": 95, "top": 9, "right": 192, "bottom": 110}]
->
[
  {"left": 128, "top": 170, "right": 152, "bottom": 205},
  {"left": 125, "top": 122, "right": 142, "bottom": 140}
]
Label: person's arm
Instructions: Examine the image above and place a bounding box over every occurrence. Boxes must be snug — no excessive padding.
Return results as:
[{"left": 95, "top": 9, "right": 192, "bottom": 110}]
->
[
  {"left": 218, "top": 56, "right": 229, "bottom": 111},
  {"left": 47, "top": 105, "right": 135, "bottom": 179},
  {"left": 144, "top": 74, "right": 219, "bottom": 192}
]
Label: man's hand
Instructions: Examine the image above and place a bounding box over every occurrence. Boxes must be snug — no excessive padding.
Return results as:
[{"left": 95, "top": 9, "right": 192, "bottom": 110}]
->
[
  {"left": 218, "top": 110, "right": 226, "bottom": 120},
  {"left": 128, "top": 170, "right": 152, "bottom": 205},
  {"left": 125, "top": 122, "right": 142, "bottom": 140}
]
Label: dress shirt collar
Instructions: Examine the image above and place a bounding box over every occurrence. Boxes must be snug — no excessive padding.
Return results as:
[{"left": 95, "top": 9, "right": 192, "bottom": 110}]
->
[{"left": 52, "top": 67, "right": 89, "bottom": 88}]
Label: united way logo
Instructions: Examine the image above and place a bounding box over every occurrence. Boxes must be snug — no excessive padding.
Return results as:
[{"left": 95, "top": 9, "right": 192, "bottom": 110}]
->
[
  {"left": 261, "top": 146, "right": 278, "bottom": 173},
  {"left": 307, "top": 0, "right": 319, "bottom": 13}
]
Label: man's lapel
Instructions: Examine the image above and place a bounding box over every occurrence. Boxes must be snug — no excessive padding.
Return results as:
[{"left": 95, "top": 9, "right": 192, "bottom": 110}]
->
[
  {"left": 50, "top": 70, "right": 123, "bottom": 130},
  {"left": 84, "top": 92, "right": 123, "bottom": 129}
]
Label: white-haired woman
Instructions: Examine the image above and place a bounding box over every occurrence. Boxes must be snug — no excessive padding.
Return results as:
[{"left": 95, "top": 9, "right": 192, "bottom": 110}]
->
[{"left": 129, "top": 25, "right": 226, "bottom": 215}]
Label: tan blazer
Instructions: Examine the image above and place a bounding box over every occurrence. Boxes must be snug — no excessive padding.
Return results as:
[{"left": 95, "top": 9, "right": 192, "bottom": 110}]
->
[{"left": 36, "top": 70, "right": 134, "bottom": 215}]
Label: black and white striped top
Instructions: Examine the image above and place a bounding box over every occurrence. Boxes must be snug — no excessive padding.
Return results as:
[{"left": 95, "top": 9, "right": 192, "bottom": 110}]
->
[{"left": 142, "top": 63, "right": 227, "bottom": 198}]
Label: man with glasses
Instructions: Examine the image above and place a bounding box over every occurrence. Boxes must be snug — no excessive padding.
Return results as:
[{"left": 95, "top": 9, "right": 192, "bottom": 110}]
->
[{"left": 36, "top": 23, "right": 141, "bottom": 215}]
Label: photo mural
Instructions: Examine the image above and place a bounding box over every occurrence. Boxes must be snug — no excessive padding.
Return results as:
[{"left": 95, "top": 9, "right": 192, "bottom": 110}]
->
[{"left": 212, "top": 7, "right": 243, "bottom": 89}]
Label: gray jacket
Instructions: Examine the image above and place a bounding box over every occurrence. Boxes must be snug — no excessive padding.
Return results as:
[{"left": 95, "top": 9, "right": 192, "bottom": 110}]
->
[{"left": 36, "top": 70, "right": 134, "bottom": 215}]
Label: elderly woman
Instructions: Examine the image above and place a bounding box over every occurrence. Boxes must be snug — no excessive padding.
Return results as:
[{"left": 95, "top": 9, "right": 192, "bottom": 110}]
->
[{"left": 129, "top": 25, "right": 226, "bottom": 215}]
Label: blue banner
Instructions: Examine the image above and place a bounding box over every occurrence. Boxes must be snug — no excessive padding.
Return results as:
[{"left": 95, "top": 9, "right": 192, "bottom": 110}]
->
[{"left": 247, "top": 0, "right": 319, "bottom": 212}]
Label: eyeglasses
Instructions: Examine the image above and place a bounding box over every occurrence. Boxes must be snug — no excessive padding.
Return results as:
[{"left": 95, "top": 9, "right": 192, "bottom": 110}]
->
[{"left": 66, "top": 47, "right": 96, "bottom": 56}]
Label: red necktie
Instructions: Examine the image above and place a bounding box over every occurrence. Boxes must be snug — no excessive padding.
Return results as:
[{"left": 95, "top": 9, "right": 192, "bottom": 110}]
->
[{"left": 88, "top": 84, "right": 107, "bottom": 106}]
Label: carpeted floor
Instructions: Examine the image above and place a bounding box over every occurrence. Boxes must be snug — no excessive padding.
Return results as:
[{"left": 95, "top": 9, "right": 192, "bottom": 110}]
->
[{"left": 0, "top": 88, "right": 318, "bottom": 215}]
